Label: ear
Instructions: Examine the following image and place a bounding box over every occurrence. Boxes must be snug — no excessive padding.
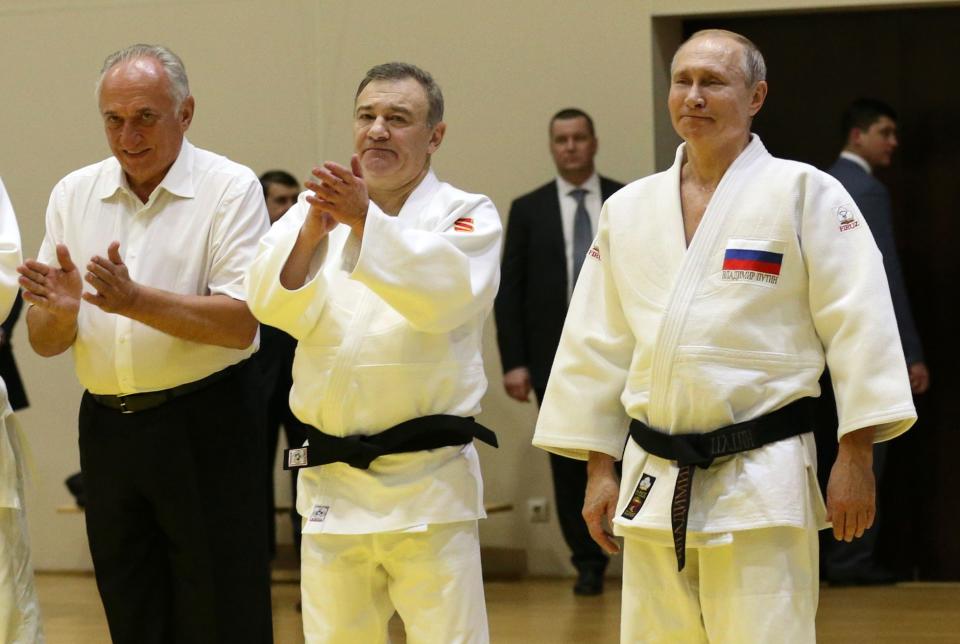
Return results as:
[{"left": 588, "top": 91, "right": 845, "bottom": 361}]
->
[
  {"left": 178, "top": 95, "right": 195, "bottom": 132},
  {"left": 748, "top": 80, "right": 768, "bottom": 117},
  {"left": 427, "top": 121, "right": 446, "bottom": 155}
]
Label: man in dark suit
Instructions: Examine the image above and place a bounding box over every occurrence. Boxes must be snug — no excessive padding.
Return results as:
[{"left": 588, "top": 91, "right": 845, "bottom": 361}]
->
[
  {"left": 495, "top": 108, "right": 623, "bottom": 595},
  {"left": 817, "top": 98, "right": 930, "bottom": 585},
  {"left": 256, "top": 170, "right": 311, "bottom": 562}
]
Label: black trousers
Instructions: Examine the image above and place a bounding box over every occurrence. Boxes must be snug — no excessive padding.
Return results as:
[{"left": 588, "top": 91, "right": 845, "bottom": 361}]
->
[
  {"left": 79, "top": 361, "right": 273, "bottom": 644},
  {"left": 537, "top": 388, "right": 609, "bottom": 572},
  {"left": 256, "top": 327, "right": 310, "bottom": 558}
]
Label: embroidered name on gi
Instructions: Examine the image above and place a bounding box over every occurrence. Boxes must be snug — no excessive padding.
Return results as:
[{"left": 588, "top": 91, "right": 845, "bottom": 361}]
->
[
  {"left": 621, "top": 474, "right": 656, "bottom": 519},
  {"left": 721, "top": 245, "right": 784, "bottom": 285}
]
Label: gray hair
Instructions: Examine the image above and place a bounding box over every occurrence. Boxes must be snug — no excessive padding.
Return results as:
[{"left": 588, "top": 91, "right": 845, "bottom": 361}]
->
[
  {"left": 673, "top": 29, "right": 767, "bottom": 87},
  {"left": 355, "top": 62, "right": 444, "bottom": 127},
  {"left": 96, "top": 44, "right": 190, "bottom": 107}
]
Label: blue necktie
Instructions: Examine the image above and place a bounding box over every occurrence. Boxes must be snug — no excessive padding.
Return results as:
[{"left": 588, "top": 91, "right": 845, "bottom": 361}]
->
[{"left": 570, "top": 188, "right": 592, "bottom": 286}]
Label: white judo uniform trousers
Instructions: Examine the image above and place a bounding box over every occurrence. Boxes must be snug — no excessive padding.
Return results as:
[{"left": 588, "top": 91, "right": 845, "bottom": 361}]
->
[
  {"left": 533, "top": 136, "right": 916, "bottom": 643},
  {"left": 246, "top": 171, "right": 502, "bottom": 644},
  {"left": 0, "top": 178, "right": 43, "bottom": 644}
]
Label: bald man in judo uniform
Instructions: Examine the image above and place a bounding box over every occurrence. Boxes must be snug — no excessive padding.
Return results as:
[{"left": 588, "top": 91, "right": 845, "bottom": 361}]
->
[{"left": 533, "top": 30, "right": 916, "bottom": 643}]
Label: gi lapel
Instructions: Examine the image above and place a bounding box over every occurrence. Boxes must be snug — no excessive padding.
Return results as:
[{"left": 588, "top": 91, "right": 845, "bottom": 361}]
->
[{"left": 647, "top": 137, "right": 769, "bottom": 432}]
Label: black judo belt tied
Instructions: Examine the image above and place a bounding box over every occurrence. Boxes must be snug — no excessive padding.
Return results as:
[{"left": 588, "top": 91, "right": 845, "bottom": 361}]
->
[
  {"left": 284, "top": 414, "right": 498, "bottom": 471},
  {"left": 629, "top": 397, "right": 815, "bottom": 572}
]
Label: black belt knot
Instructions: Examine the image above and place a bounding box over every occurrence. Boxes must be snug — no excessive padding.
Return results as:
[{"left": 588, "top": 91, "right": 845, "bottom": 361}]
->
[
  {"left": 284, "top": 414, "right": 498, "bottom": 471},
  {"left": 628, "top": 398, "right": 814, "bottom": 571}
]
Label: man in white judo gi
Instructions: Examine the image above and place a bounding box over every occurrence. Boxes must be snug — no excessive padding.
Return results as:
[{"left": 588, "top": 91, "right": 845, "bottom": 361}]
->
[
  {"left": 533, "top": 29, "right": 917, "bottom": 643},
  {"left": 0, "top": 179, "right": 43, "bottom": 643},
  {"left": 246, "top": 62, "right": 501, "bottom": 643}
]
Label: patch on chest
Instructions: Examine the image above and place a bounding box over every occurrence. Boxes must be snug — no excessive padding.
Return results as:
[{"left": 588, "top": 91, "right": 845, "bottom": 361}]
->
[
  {"left": 621, "top": 474, "right": 656, "bottom": 519},
  {"left": 720, "top": 238, "right": 786, "bottom": 286},
  {"left": 454, "top": 217, "right": 474, "bottom": 232},
  {"left": 836, "top": 204, "right": 859, "bottom": 232},
  {"left": 587, "top": 243, "right": 601, "bottom": 261}
]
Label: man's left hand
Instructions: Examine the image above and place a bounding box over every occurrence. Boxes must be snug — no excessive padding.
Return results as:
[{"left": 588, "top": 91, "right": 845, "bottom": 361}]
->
[
  {"left": 305, "top": 154, "right": 369, "bottom": 237},
  {"left": 82, "top": 241, "right": 141, "bottom": 315},
  {"left": 826, "top": 426, "right": 876, "bottom": 542},
  {"left": 908, "top": 361, "right": 930, "bottom": 394}
]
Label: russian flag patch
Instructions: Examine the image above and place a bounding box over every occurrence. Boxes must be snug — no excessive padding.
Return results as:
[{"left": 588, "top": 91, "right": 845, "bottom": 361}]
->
[
  {"left": 721, "top": 239, "right": 785, "bottom": 286},
  {"left": 454, "top": 217, "right": 474, "bottom": 233}
]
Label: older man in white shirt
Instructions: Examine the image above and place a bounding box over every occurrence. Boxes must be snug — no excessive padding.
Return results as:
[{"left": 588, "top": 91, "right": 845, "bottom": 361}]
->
[{"left": 18, "top": 44, "right": 272, "bottom": 644}]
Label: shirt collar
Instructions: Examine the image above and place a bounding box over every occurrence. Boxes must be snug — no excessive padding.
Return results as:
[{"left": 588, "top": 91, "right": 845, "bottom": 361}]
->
[
  {"left": 840, "top": 150, "right": 873, "bottom": 175},
  {"left": 556, "top": 171, "right": 600, "bottom": 197},
  {"left": 396, "top": 169, "right": 440, "bottom": 221},
  {"left": 96, "top": 138, "right": 197, "bottom": 201}
]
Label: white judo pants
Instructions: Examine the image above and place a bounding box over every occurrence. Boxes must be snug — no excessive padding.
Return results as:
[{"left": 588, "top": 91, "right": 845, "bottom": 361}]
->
[
  {"left": 0, "top": 418, "right": 44, "bottom": 644},
  {"left": 301, "top": 520, "right": 488, "bottom": 644},
  {"left": 621, "top": 525, "right": 819, "bottom": 644}
]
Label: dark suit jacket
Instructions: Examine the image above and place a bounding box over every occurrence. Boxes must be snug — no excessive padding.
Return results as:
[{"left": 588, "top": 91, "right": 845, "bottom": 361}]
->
[
  {"left": 495, "top": 176, "right": 624, "bottom": 391},
  {"left": 827, "top": 157, "right": 924, "bottom": 364}
]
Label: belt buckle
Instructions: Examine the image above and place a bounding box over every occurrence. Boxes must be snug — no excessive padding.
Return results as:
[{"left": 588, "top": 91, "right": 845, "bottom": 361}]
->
[{"left": 118, "top": 395, "right": 133, "bottom": 414}]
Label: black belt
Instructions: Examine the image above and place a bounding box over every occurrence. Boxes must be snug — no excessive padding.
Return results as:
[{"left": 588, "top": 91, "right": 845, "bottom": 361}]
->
[
  {"left": 628, "top": 397, "right": 814, "bottom": 571},
  {"left": 284, "top": 414, "right": 498, "bottom": 471},
  {"left": 89, "top": 361, "right": 244, "bottom": 414}
]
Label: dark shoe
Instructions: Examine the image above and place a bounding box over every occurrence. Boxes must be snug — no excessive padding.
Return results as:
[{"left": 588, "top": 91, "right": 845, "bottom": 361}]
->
[
  {"left": 827, "top": 565, "right": 899, "bottom": 587},
  {"left": 573, "top": 567, "right": 604, "bottom": 596}
]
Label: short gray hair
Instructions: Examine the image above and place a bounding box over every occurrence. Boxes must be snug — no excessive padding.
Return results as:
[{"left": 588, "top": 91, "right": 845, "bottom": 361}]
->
[
  {"left": 96, "top": 44, "right": 190, "bottom": 107},
  {"left": 355, "top": 62, "right": 444, "bottom": 127},
  {"left": 674, "top": 29, "right": 767, "bottom": 87}
]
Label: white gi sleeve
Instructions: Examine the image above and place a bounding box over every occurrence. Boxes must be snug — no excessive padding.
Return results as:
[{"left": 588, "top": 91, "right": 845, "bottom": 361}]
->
[
  {"left": 207, "top": 172, "right": 270, "bottom": 301},
  {"left": 350, "top": 196, "right": 502, "bottom": 333},
  {"left": 245, "top": 196, "right": 332, "bottom": 340},
  {"left": 533, "top": 202, "right": 635, "bottom": 461},
  {"left": 801, "top": 172, "right": 916, "bottom": 442},
  {"left": 0, "top": 179, "right": 21, "bottom": 321}
]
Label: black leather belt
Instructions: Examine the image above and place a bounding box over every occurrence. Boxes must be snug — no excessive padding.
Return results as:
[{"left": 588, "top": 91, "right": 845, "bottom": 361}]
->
[
  {"left": 284, "top": 414, "right": 498, "bottom": 471},
  {"left": 89, "top": 361, "right": 244, "bottom": 414},
  {"left": 628, "top": 397, "right": 815, "bottom": 571}
]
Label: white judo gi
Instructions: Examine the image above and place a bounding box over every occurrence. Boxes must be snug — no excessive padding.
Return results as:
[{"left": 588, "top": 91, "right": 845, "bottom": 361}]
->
[
  {"left": 246, "top": 170, "right": 501, "bottom": 644},
  {"left": 533, "top": 136, "right": 916, "bottom": 643},
  {"left": 0, "top": 178, "right": 43, "bottom": 644}
]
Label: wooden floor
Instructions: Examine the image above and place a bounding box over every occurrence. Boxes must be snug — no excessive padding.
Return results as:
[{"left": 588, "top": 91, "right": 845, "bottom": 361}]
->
[{"left": 34, "top": 573, "right": 960, "bottom": 643}]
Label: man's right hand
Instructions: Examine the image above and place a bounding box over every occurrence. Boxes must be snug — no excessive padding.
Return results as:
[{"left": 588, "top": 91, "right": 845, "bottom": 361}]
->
[
  {"left": 583, "top": 451, "right": 621, "bottom": 555},
  {"left": 18, "top": 244, "right": 82, "bottom": 322},
  {"left": 503, "top": 366, "right": 532, "bottom": 402}
]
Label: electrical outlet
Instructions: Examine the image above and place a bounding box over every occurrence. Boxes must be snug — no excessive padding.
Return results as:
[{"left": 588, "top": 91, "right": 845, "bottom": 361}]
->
[{"left": 527, "top": 497, "right": 549, "bottom": 523}]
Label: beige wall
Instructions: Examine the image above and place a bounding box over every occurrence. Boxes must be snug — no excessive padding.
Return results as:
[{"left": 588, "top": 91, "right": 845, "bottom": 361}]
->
[{"left": 0, "top": 0, "right": 950, "bottom": 574}]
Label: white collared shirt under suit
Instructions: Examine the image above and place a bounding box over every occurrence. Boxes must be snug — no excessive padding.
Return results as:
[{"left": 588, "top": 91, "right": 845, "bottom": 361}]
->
[
  {"left": 246, "top": 170, "right": 502, "bottom": 644},
  {"left": 533, "top": 137, "right": 916, "bottom": 643}
]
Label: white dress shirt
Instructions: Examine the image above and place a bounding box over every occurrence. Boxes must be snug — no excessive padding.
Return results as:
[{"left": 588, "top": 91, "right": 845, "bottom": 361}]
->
[
  {"left": 246, "top": 171, "right": 502, "bottom": 534},
  {"left": 37, "top": 140, "right": 269, "bottom": 395},
  {"left": 555, "top": 172, "right": 601, "bottom": 297},
  {"left": 840, "top": 150, "right": 873, "bottom": 175}
]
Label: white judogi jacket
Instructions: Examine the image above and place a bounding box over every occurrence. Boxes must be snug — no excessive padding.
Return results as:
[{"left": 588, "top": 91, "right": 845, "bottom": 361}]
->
[
  {"left": 246, "top": 171, "right": 501, "bottom": 534},
  {"left": 0, "top": 178, "right": 23, "bottom": 510},
  {"left": 533, "top": 137, "right": 916, "bottom": 543}
]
